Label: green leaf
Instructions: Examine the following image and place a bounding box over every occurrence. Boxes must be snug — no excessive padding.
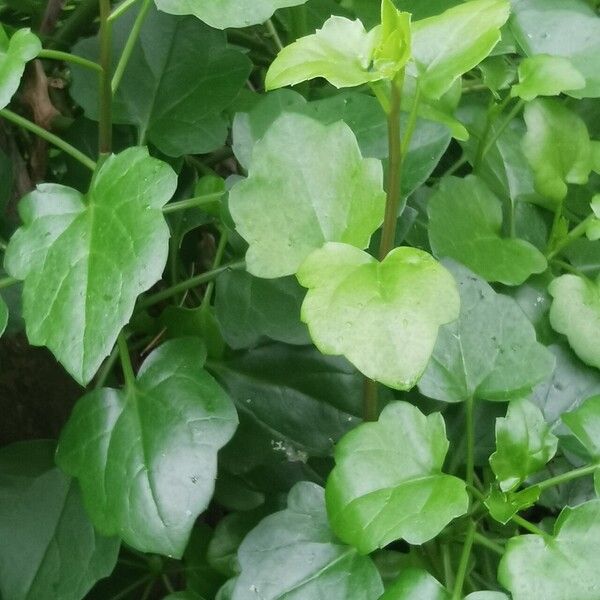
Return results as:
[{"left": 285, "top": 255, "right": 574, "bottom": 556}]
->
[
  {"left": 232, "top": 482, "right": 383, "bottom": 599},
  {"left": 562, "top": 395, "right": 600, "bottom": 458},
  {"left": 509, "top": 0, "right": 600, "bottom": 98},
  {"left": 372, "top": 0, "right": 412, "bottom": 80},
  {"left": 418, "top": 262, "right": 555, "bottom": 403},
  {"left": 428, "top": 176, "right": 547, "bottom": 285},
  {"left": 522, "top": 98, "right": 597, "bottom": 204},
  {"left": 0, "top": 27, "right": 41, "bottom": 110},
  {"left": 298, "top": 242, "right": 459, "bottom": 390},
  {"left": 229, "top": 113, "right": 385, "bottom": 278},
  {"left": 71, "top": 6, "right": 251, "bottom": 156},
  {"left": 549, "top": 274, "right": 600, "bottom": 369},
  {"left": 499, "top": 500, "right": 600, "bottom": 600},
  {"left": 0, "top": 440, "right": 119, "bottom": 600},
  {"left": 490, "top": 398, "right": 558, "bottom": 491},
  {"left": 154, "top": 0, "right": 308, "bottom": 29},
  {"left": 0, "top": 295, "right": 7, "bottom": 338},
  {"left": 485, "top": 486, "right": 541, "bottom": 524},
  {"left": 409, "top": 0, "right": 510, "bottom": 99},
  {"left": 380, "top": 568, "right": 449, "bottom": 600},
  {"left": 326, "top": 401, "right": 469, "bottom": 553},
  {"left": 56, "top": 338, "right": 238, "bottom": 557},
  {"left": 4, "top": 147, "right": 176, "bottom": 385},
  {"left": 511, "top": 55, "right": 586, "bottom": 101}
]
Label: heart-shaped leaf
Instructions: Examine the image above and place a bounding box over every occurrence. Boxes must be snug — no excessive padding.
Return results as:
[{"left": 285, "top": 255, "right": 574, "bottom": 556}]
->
[
  {"left": 428, "top": 175, "right": 547, "bottom": 286},
  {"left": 229, "top": 113, "right": 385, "bottom": 278},
  {"left": 56, "top": 338, "right": 238, "bottom": 557},
  {"left": 297, "top": 242, "right": 460, "bottom": 390},
  {"left": 4, "top": 147, "right": 176, "bottom": 384},
  {"left": 0, "top": 27, "right": 40, "bottom": 109},
  {"left": 419, "top": 262, "right": 555, "bottom": 403},
  {"left": 499, "top": 500, "right": 600, "bottom": 600},
  {"left": 326, "top": 401, "right": 469, "bottom": 553},
  {"left": 232, "top": 482, "right": 383, "bottom": 599}
]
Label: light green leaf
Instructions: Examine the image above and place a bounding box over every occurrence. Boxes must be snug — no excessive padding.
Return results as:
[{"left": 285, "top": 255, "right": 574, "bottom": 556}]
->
[
  {"left": 229, "top": 113, "right": 385, "bottom": 278},
  {"left": 71, "top": 6, "right": 251, "bottom": 156},
  {"left": 380, "top": 568, "right": 449, "bottom": 599},
  {"left": 0, "top": 295, "right": 7, "bottom": 338},
  {"left": 154, "top": 0, "right": 307, "bottom": 29},
  {"left": 419, "top": 262, "right": 555, "bottom": 403},
  {"left": 562, "top": 395, "right": 600, "bottom": 459},
  {"left": 56, "top": 338, "right": 238, "bottom": 557},
  {"left": 428, "top": 176, "right": 547, "bottom": 285},
  {"left": 522, "top": 98, "right": 596, "bottom": 204},
  {"left": 549, "top": 274, "right": 600, "bottom": 369},
  {"left": 485, "top": 486, "right": 540, "bottom": 525},
  {"left": 410, "top": 0, "right": 510, "bottom": 99},
  {"left": 232, "top": 482, "right": 383, "bottom": 599},
  {"left": 326, "top": 401, "right": 469, "bottom": 553},
  {"left": 4, "top": 147, "right": 176, "bottom": 385},
  {"left": 0, "top": 441, "right": 119, "bottom": 600},
  {"left": 298, "top": 242, "right": 459, "bottom": 390},
  {"left": 511, "top": 55, "right": 586, "bottom": 101},
  {"left": 372, "top": 0, "right": 411, "bottom": 80},
  {"left": 490, "top": 398, "right": 558, "bottom": 491},
  {"left": 499, "top": 500, "right": 600, "bottom": 600},
  {"left": 0, "top": 27, "right": 41, "bottom": 109}
]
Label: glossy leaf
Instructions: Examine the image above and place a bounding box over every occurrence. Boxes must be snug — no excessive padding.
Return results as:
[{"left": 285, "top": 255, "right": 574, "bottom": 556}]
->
[
  {"left": 380, "top": 567, "right": 449, "bottom": 600},
  {"left": 4, "top": 147, "right": 176, "bottom": 384},
  {"left": 232, "top": 482, "right": 383, "bottom": 599},
  {"left": 522, "top": 99, "right": 597, "bottom": 204},
  {"left": 490, "top": 398, "right": 558, "bottom": 491},
  {"left": 549, "top": 274, "right": 600, "bottom": 369},
  {"left": 428, "top": 176, "right": 547, "bottom": 285},
  {"left": 56, "top": 338, "right": 238, "bottom": 557},
  {"left": 511, "top": 55, "right": 586, "bottom": 101},
  {"left": 298, "top": 242, "right": 459, "bottom": 390},
  {"left": 229, "top": 113, "right": 385, "bottom": 278},
  {"left": 154, "top": 0, "right": 308, "bottom": 29},
  {"left": 0, "top": 441, "right": 119, "bottom": 600},
  {"left": 326, "top": 401, "right": 469, "bottom": 553},
  {"left": 71, "top": 6, "right": 251, "bottom": 156},
  {"left": 0, "top": 27, "right": 40, "bottom": 109},
  {"left": 410, "top": 0, "right": 510, "bottom": 99},
  {"left": 499, "top": 500, "right": 600, "bottom": 600},
  {"left": 419, "top": 262, "right": 555, "bottom": 403}
]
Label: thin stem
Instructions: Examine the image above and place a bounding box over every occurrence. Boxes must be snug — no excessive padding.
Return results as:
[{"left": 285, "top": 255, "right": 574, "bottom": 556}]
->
[
  {"left": 98, "top": 0, "right": 113, "bottom": 156},
  {"left": 201, "top": 230, "right": 229, "bottom": 310},
  {"left": 480, "top": 99, "right": 525, "bottom": 159},
  {"left": 441, "top": 155, "right": 468, "bottom": 179},
  {"left": 107, "top": 576, "right": 152, "bottom": 600},
  {"left": 452, "top": 521, "right": 475, "bottom": 600},
  {"left": 38, "top": 49, "right": 102, "bottom": 72},
  {"left": 138, "top": 261, "right": 245, "bottom": 310},
  {"left": 117, "top": 333, "right": 136, "bottom": 388},
  {"left": 401, "top": 81, "right": 421, "bottom": 154},
  {"left": 442, "top": 543, "right": 455, "bottom": 590},
  {"left": 466, "top": 396, "right": 475, "bottom": 491},
  {"left": 162, "top": 192, "right": 223, "bottom": 215},
  {"left": 161, "top": 574, "right": 175, "bottom": 594},
  {"left": 511, "top": 514, "right": 548, "bottom": 537},
  {"left": 473, "top": 532, "right": 505, "bottom": 556},
  {"left": 266, "top": 18, "right": 284, "bottom": 52},
  {"left": 112, "top": 0, "right": 152, "bottom": 94},
  {"left": 547, "top": 214, "right": 595, "bottom": 260},
  {"left": 362, "top": 378, "right": 379, "bottom": 422},
  {"left": 551, "top": 258, "right": 584, "bottom": 277},
  {"left": 0, "top": 109, "right": 96, "bottom": 171},
  {"left": 95, "top": 343, "right": 121, "bottom": 389},
  {"left": 109, "top": 0, "right": 142, "bottom": 21},
  {"left": 527, "top": 462, "right": 599, "bottom": 493},
  {"left": 0, "top": 276, "right": 18, "bottom": 290}
]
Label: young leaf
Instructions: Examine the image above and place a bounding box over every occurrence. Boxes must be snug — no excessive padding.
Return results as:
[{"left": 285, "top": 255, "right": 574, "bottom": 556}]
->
[
  {"left": 428, "top": 176, "right": 547, "bottom": 285},
  {"left": 372, "top": 0, "right": 412, "bottom": 80},
  {"left": 418, "top": 262, "right": 555, "bottom": 403},
  {"left": 326, "top": 401, "right": 469, "bottom": 553},
  {"left": 4, "top": 147, "right": 176, "bottom": 385},
  {"left": 297, "top": 242, "right": 460, "bottom": 390},
  {"left": 56, "top": 338, "right": 238, "bottom": 558},
  {"left": 154, "top": 0, "right": 308, "bottom": 29},
  {"left": 0, "top": 441, "right": 119, "bottom": 600},
  {"left": 0, "top": 27, "right": 41, "bottom": 109},
  {"left": 0, "top": 295, "right": 7, "bottom": 338},
  {"left": 229, "top": 113, "right": 385, "bottom": 278},
  {"left": 485, "top": 487, "right": 540, "bottom": 525},
  {"left": 490, "top": 398, "right": 558, "bottom": 491},
  {"left": 522, "top": 99, "right": 597, "bottom": 204},
  {"left": 410, "top": 0, "right": 510, "bottom": 99},
  {"left": 562, "top": 394, "right": 600, "bottom": 464},
  {"left": 549, "top": 274, "right": 600, "bottom": 369},
  {"left": 380, "top": 567, "right": 449, "bottom": 600},
  {"left": 511, "top": 55, "right": 586, "bottom": 101},
  {"left": 499, "top": 500, "right": 600, "bottom": 600},
  {"left": 232, "top": 482, "right": 383, "bottom": 599}
]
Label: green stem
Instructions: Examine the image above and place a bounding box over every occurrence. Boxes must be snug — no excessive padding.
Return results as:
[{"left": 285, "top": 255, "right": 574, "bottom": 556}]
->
[
  {"left": 107, "top": 575, "right": 152, "bottom": 600},
  {"left": 551, "top": 258, "right": 584, "bottom": 277},
  {"left": 401, "top": 81, "right": 421, "bottom": 154},
  {"left": 161, "top": 574, "right": 175, "bottom": 594},
  {"left": 109, "top": 0, "right": 142, "bottom": 21},
  {"left": 117, "top": 333, "right": 136, "bottom": 388},
  {"left": 111, "top": 0, "right": 152, "bottom": 94},
  {"left": 98, "top": 0, "right": 113, "bottom": 156},
  {"left": 480, "top": 98, "right": 525, "bottom": 159},
  {"left": 362, "top": 378, "right": 379, "bottom": 422},
  {"left": 442, "top": 543, "right": 455, "bottom": 590},
  {"left": 466, "top": 395, "right": 475, "bottom": 491},
  {"left": 51, "top": 0, "right": 99, "bottom": 49},
  {"left": 473, "top": 532, "right": 505, "bottom": 556},
  {"left": 162, "top": 192, "right": 223, "bottom": 214},
  {"left": 441, "top": 155, "right": 468, "bottom": 179},
  {"left": 138, "top": 261, "right": 245, "bottom": 310},
  {"left": 95, "top": 343, "right": 121, "bottom": 389},
  {"left": 547, "top": 214, "right": 594, "bottom": 260},
  {"left": 452, "top": 521, "right": 475, "bottom": 600},
  {"left": 0, "top": 108, "right": 96, "bottom": 171},
  {"left": 528, "top": 462, "right": 599, "bottom": 493},
  {"left": 511, "top": 514, "right": 548, "bottom": 537},
  {"left": 266, "top": 18, "right": 284, "bottom": 51},
  {"left": 0, "top": 276, "right": 18, "bottom": 290},
  {"left": 38, "top": 49, "right": 102, "bottom": 72},
  {"left": 201, "top": 230, "right": 229, "bottom": 310}
]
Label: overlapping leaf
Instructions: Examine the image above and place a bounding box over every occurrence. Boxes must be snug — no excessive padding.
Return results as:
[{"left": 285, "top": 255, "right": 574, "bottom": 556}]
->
[{"left": 0, "top": 27, "right": 40, "bottom": 109}]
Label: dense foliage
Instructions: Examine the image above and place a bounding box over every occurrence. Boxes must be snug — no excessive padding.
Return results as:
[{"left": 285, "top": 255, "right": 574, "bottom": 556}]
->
[{"left": 0, "top": 0, "right": 600, "bottom": 598}]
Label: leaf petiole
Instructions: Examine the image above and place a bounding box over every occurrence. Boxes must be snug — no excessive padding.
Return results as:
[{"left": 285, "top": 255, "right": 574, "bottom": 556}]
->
[
  {"left": 162, "top": 192, "right": 223, "bottom": 214},
  {"left": 108, "top": 0, "right": 142, "bottom": 22},
  {"left": 117, "top": 332, "right": 136, "bottom": 389},
  {"left": 452, "top": 520, "right": 475, "bottom": 600},
  {"left": 0, "top": 276, "right": 18, "bottom": 290},
  {"left": 547, "top": 214, "right": 595, "bottom": 260},
  {"left": 38, "top": 49, "right": 102, "bottom": 72},
  {"left": 473, "top": 531, "right": 505, "bottom": 556}
]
